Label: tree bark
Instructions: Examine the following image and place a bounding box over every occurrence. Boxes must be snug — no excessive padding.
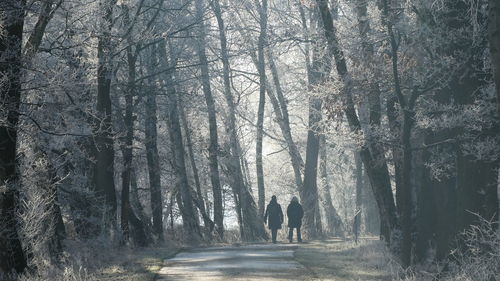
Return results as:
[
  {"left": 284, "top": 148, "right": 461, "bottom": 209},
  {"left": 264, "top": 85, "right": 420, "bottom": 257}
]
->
[
  {"left": 119, "top": 16, "right": 148, "bottom": 246},
  {"left": 0, "top": 0, "right": 27, "bottom": 274},
  {"left": 319, "top": 136, "right": 345, "bottom": 237},
  {"left": 94, "top": 0, "right": 118, "bottom": 230},
  {"left": 266, "top": 49, "right": 305, "bottom": 191},
  {"left": 314, "top": 0, "right": 399, "bottom": 245},
  {"left": 230, "top": 11, "right": 304, "bottom": 193},
  {"left": 353, "top": 152, "right": 363, "bottom": 243},
  {"left": 254, "top": 0, "right": 268, "bottom": 219},
  {"left": 144, "top": 46, "right": 164, "bottom": 240},
  {"left": 379, "top": 0, "right": 418, "bottom": 266},
  {"left": 212, "top": 0, "right": 268, "bottom": 241},
  {"left": 159, "top": 41, "right": 203, "bottom": 242},
  {"left": 301, "top": 12, "right": 331, "bottom": 239},
  {"left": 179, "top": 102, "right": 215, "bottom": 232},
  {"left": 23, "top": 0, "right": 62, "bottom": 60},
  {"left": 489, "top": 0, "right": 500, "bottom": 113},
  {"left": 194, "top": 0, "right": 224, "bottom": 239}
]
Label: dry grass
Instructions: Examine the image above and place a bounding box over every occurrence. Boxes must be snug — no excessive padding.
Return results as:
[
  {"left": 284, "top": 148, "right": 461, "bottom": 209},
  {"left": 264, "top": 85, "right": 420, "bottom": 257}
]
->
[
  {"left": 294, "top": 237, "right": 392, "bottom": 281},
  {"left": 17, "top": 239, "right": 180, "bottom": 281}
]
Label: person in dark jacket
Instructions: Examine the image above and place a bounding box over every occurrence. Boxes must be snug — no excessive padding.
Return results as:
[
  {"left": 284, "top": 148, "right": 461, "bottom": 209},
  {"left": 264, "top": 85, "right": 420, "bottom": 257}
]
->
[
  {"left": 264, "top": 195, "right": 283, "bottom": 243},
  {"left": 287, "top": 196, "right": 303, "bottom": 243}
]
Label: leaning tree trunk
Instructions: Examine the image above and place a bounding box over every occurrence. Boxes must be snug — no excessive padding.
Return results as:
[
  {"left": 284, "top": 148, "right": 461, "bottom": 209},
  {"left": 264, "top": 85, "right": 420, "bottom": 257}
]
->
[
  {"left": 179, "top": 102, "right": 215, "bottom": 232},
  {"left": 231, "top": 12, "right": 304, "bottom": 194},
  {"left": 315, "top": 0, "right": 399, "bottom": 246},
  {"left": 159, "top": 41, "right": 203, "bottom": 243},
  {"left": 266, "top": 49, "right": 305, "bottom": 191},
  {"left": 212, "top": 0, "right": 268, "bottom": 241},
  {"left": 94, "top": 0, "right": 118, "bottom": 231},
  {"left": 0, "top": 0, "right": 27, "bottom": 274},
  {"left": 194, "top": 0, "right": 224, "bottom": 239},
  {"left": 254, "top": 0, "right": 268, "bottom": 219}
]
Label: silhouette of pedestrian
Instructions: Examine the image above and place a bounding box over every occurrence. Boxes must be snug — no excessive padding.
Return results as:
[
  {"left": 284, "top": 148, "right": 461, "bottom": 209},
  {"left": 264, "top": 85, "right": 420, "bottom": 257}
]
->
[
  {"left": 287, "top": 196, "right": 303, "bottom": 243},
  {"left": 264, "top": 195, "right": 283, "bottom": 243}
]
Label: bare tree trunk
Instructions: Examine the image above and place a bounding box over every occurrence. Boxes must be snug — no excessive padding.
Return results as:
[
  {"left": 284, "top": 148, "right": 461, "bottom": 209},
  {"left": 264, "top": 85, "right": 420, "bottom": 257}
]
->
[
  {"left": 120, "top": 13, "right": 148, "bottom": 246},
  {"left": 300, "top": 10, "right": 331, "bottom": 239},
  {"left": 94, "top": 0, "right": 118, "bottom": 231},
  {"left": 23, "top": 0, "right": 61, "bottom": 60},
  {"left": 194, "top": 0, "right": 224, "bottom": 239},
  {"left": 353, "top": 152, "right": 363, "bottom": 243},
  {"left": 179, "top": 102, "right": 215, "bottom": 233},
  {"left": 489, "top": 0, "right": 500, "bottom": 113},
  {"left": 266, "top": 49, "right": 305, "bottom": 191},
  {"left": 120, "top": 5, "right": 134, "bottom": 245},
  {"left": 159, "top": 41, "right": 203, "bottom": 242},
  {"left": 144, "top": 46, "right": 163, "bottom": 241},
  {"left": 254, "top": 0, "right": 268, "bottom": 219},
  {"left": 0, "top": 0, "right": 27, "bottom": 274},
  {"left": 230, "top": 11, "right": 304, "bottom": 193},
  {"left": 212, "top": 0, "right": 268, "bottom": 241},
  {"left": 314, "top": 0, "right": 399, "bottom": 246},
  {"left": 362, "top": 169, "right": 380, "bottom": 235},
  {"left": 319, "top": 136, "right": 345, "bottom": 237}
]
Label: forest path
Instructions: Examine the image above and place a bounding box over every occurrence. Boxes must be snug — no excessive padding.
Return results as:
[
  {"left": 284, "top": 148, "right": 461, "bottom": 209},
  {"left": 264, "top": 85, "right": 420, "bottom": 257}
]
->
[{"left": 156, "top": 243, "right": 315, "bottom": 280}]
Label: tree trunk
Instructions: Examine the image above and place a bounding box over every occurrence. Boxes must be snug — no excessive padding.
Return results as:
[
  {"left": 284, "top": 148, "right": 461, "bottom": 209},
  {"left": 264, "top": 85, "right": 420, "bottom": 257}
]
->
[
  {"left": 120, "top": 7, "right": 134, "bottom": 244},
  {"left": 94, "top": 0, "right": 117, "bottom": 230},
  {"left": 362, "top": 169, "right": 380, "bottom": 235},
  {"left": 23, "top": 0, "right": 61, "bottom": 60},
  {"left": 179, "top": 102, "right": 215, "bottom": 232},
  {"left": 144, "top": 46, "right": 163, "bottom": 240},
  {"left": 378, "top": 0, "right": 418, "bottom": 266},
  {"left": 266, "top": 49, "right": 305, "bottom": 191},
  {"left": 159, "top": 41, "right": 203, "bottom": 242},
  {"left": 230, "top": 11, "right": 304, "bottom": 193},
  {"left": 301, "top": 13, "right": 332, "bottom": 239},
  {"left": 212, "top": 0, "right": 268, "bottom": 241},
  {"left": 353, "top": 152, "right": 363, "bottom": 243},
  {"left": 489, "top": 0, "right": 500, "bottom": 113},
  {"left": 194, "top": 0, "right": 224, "bottom": 239},
  {"left": 319, "top": 136, "right": 345, "bottom": 237},
  {"left": 120, "top": 23, "right": 148, "bottom": 246},
  {"left": 0, "top": 0, "right": 27, "bottom": 274},
  {"left": 254, "top": 0, "right": 268, "bottom": 219},
  {"left": 315, "top": 0, "right": 399, "bottom": 245}
]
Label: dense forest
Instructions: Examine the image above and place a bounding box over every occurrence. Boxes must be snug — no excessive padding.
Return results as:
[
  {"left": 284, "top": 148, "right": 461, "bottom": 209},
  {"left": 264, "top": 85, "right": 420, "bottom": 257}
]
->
[{"left": 0, "top": 0, "right": 499, "bottom": 280}]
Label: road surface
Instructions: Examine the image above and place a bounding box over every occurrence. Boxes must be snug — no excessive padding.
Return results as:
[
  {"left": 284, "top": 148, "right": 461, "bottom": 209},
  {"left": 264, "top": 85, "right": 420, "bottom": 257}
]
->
[{"left": 156, "top": 244, "right": 315, "bottom": 280}]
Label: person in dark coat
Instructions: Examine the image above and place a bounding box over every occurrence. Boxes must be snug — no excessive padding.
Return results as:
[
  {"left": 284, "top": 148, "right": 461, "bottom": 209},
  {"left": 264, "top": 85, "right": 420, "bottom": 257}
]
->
[
  {"left": 287, "top": 196, "right": 303, "bottom": 243},
  {"left": 264, "top": 195, "right": 283, "bottom": 243}
]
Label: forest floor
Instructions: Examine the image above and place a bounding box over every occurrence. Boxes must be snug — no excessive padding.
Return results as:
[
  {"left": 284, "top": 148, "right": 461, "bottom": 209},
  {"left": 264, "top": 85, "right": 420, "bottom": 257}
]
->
[{"left": 151, "top": 237, "right": 392, "bottom": 281}]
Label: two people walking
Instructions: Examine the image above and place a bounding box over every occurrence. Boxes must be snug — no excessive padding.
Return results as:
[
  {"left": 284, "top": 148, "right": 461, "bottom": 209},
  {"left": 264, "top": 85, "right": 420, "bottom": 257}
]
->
[{"left": 263, "top": 195, "right": 303, "bottom": 243}]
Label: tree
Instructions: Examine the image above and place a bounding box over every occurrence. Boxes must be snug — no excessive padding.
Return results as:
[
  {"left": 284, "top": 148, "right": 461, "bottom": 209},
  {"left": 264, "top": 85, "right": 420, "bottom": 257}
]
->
[
  {"left": 159, "top": 40, "right": 203, "bottom": 242},
  {"left": 212, "top": 0, "right": 268, "bottom": 241},
  {"left": 314, "top": 0, "right": 399, "bottom": 245},
  {"left": 144, "top": 45, "right": 164, "bottom": 241},
  {"left": 254, "top": 0, "right": 268, "bottom": 219},
  {"left": 0, "top": 0, "right": 27, "bottom": 274},
  {"left": 489, "top": 0, "right": 500, "bottom": 113},
  {"left": 94, "top": 0, "right": 118, "bottom": 230},
  {"left": 194, "top": 0, "right": 224, "bottom": 238}
]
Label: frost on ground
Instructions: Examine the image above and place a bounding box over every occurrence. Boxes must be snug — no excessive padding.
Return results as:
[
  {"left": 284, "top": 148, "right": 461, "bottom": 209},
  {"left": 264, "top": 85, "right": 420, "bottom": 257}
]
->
[
  {"left": 294, "top": 238, "right": 392, "bottom": 281},
  {"left": 18, "top": 239, "right": 179, "bottom": 281}
]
